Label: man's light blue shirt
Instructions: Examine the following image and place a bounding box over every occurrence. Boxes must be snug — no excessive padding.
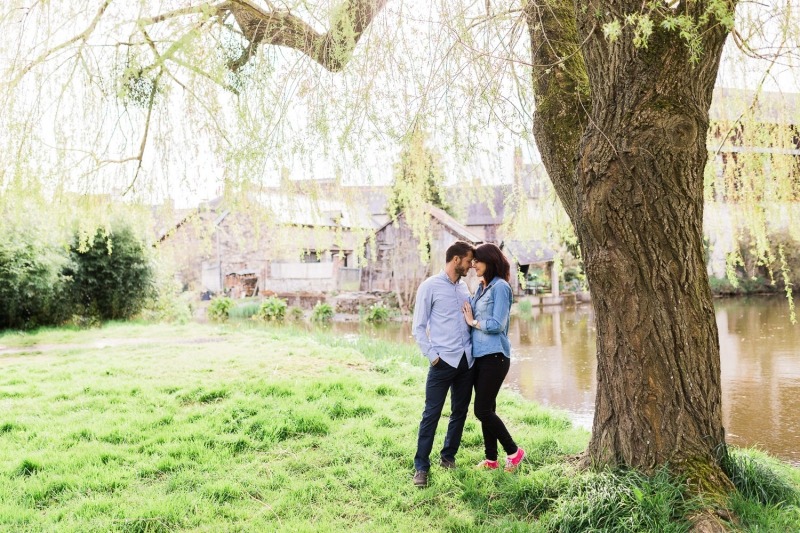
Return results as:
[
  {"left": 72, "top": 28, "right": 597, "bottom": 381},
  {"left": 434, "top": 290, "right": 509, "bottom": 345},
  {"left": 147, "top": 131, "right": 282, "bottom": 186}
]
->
[{"left": 412, "top": 271, "right": 474, "bottom": 368}]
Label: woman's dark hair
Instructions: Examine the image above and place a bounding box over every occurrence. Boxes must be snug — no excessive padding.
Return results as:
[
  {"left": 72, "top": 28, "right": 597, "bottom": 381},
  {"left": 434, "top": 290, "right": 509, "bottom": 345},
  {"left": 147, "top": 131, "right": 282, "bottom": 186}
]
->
[{"left": 474, "top": 243, "right": 510, "bottom": 283}]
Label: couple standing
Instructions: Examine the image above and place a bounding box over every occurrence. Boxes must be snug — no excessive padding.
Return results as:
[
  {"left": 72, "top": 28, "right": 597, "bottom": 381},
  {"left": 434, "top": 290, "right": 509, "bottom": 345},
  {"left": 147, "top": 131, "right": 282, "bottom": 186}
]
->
[{"left": 412, "top": 240, "right": 525, "bottom": 488}]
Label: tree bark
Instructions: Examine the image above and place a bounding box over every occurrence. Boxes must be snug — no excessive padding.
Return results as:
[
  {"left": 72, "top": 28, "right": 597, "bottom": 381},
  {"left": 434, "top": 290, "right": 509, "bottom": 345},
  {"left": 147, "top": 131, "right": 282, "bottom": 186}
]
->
[
  {"left": 224, "top": 0, "right": 388, "bottom": 72},
  {"left": 528, "top": 0, "right": 736, "bottom": 492}
]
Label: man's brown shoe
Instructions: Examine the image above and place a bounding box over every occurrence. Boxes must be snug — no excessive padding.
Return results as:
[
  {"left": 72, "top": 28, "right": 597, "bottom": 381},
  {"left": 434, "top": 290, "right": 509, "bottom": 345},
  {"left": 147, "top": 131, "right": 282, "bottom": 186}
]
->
[
  {"left": 413, "top": 470, "right": 428, "bottom": 488},
  {"left": 439, "top": 458, "right": 456, "bottom": 469}
]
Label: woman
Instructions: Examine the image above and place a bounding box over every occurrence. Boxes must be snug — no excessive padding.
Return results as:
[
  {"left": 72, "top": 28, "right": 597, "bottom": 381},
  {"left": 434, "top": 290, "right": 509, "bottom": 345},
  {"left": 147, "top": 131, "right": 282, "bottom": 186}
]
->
[{"left": 462, "top": 243, "right": 525, "bottom": 471}]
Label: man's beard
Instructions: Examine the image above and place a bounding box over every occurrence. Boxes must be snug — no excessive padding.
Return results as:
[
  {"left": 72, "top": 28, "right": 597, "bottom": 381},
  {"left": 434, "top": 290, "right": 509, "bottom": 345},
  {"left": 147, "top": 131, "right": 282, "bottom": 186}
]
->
[{"left": 455, "top": 265, "right": 468, "bottom": 277}]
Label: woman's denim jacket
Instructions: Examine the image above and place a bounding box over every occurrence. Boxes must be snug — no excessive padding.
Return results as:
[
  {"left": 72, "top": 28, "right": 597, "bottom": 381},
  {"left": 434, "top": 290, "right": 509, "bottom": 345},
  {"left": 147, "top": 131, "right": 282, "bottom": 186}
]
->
[{"left": 470, "top": 278, "right": 513, "bottom": 358}]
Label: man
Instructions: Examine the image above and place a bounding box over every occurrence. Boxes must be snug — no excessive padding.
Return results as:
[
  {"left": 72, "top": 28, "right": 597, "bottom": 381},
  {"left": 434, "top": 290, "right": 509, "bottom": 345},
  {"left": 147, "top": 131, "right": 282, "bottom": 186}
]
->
[{"left": 411, "top": 240, "right": 476, "bottom": 488}]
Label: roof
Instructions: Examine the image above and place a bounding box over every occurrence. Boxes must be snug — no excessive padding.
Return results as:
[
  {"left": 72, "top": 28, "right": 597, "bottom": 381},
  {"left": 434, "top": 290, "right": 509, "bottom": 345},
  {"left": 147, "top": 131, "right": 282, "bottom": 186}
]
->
[
  {"left": 226, "top": 270, "right": 257, "bottom": 276},
  {"left": 459, "top": 186, "right": 509, "bottom": 226},
  {"left": 376, "top": 204, "right": 483, "bottom": 244},
  {"left": 253, "top": 192, "right": 378, "bottom": 229},
  {"left": 503, "top": 240, "right": 556, "bottom": 264},
  {"left": 428, "top": 205, "right": 483, "bottom": 243},
  {"left": 153, "top": 206, "right": 213, "bottom": 243}
]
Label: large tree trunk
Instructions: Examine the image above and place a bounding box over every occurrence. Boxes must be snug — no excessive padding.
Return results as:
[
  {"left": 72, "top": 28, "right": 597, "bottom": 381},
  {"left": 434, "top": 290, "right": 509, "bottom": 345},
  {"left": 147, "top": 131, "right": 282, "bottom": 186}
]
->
[{"left": 527, "top": 1, "right": 736, "bottom": 492}]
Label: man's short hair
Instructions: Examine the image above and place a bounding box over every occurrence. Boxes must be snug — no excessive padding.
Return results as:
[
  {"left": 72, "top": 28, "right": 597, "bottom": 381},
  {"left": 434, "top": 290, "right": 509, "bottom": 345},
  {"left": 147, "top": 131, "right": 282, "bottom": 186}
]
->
[{"left": 445, "top": 240, "right": 476, "bottom": 262}]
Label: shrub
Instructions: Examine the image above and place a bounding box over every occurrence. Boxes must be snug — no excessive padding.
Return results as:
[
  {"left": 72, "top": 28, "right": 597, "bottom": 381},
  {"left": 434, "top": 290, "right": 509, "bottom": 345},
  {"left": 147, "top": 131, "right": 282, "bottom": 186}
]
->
[
  {"left": 363, "top": 304, "right": 391, "bottom": 324},
  {"left": 288, "top": 306, "right": 305, "bottom": 321},
  {"left": 311, "top": 302, "right": 334, "bottom": 323},
  {"left": 208, "top": 297, "right": 234, "bottom": 321},
  {"left": 0, "top": 227, "right": 71, "bottom": 329},
  {"left": 255, "top": 296, "right": 287, "bottom": 322},
  {"left": 141, "top": 270, "right": 193, "bottom": 324},
  {"left": 228, "top": 301, "right": 260, "bottom": 319},
  {"left": 65, "top": 225, "right": 155, "bottom": 320}
]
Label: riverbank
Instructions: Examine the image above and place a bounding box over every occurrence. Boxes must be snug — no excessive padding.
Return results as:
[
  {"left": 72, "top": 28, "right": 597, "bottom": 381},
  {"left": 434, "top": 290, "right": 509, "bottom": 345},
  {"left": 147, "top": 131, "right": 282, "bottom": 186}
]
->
[{"left": 1, "top": 322, "right": 799, "bottom": 531}]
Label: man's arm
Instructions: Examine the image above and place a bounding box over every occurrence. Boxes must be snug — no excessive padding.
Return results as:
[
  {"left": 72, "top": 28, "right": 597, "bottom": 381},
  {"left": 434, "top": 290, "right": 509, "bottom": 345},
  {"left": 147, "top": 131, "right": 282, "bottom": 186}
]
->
[{"left": 412, "top": 281, "right": 438, "bottom": 363}]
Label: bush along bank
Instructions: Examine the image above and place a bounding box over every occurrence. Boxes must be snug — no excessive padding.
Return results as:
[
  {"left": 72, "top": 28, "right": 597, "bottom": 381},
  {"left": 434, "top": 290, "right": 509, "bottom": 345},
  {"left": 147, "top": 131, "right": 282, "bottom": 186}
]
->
[{"left": 0, "top": 223, "right": 155, "bottom": 330}]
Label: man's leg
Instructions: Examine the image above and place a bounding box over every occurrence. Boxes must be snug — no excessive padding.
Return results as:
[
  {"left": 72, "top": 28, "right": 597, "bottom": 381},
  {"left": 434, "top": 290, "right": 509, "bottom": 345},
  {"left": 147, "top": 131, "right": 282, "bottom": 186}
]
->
[
  {"left": 440, "top": 354, "right": 473, "bottom": 464},
  {"left": 414, "top": 361, "right": 458, "bottom": 472}
]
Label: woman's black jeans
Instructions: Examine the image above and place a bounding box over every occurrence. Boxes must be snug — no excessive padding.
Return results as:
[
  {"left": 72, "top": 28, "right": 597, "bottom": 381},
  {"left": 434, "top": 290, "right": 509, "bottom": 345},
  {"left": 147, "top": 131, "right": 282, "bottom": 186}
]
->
[{"left": 473, "top": 353, "right": 517, "bottom": 461}]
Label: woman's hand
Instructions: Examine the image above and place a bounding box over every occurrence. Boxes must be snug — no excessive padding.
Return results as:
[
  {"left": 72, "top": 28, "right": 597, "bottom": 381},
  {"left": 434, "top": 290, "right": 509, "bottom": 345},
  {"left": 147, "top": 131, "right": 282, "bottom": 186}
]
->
[{"left": 462, "top": 301, "right": 474, "bottom": 326}]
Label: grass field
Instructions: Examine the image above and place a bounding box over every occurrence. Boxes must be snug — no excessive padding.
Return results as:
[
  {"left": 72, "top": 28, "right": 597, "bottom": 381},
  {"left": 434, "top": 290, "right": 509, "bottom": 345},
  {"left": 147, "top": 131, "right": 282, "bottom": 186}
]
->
[{"left": 1, "top": 322, "right": 798, "bottom": 532}]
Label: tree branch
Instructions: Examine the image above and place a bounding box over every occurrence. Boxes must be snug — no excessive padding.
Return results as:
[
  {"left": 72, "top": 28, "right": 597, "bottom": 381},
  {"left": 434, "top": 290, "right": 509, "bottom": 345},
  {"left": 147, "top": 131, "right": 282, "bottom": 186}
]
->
[
  {"left": 10, "top": 0, "right": 112, "bottom": 87},
  {"left": 138, "top": 2, "right": 228, "bottom": 26},
  {"left": 122, "top": 68, "right": 163, "bottom": 196},
  {"left": 225, "top": 0, "right": 388, "bottom": 72}
]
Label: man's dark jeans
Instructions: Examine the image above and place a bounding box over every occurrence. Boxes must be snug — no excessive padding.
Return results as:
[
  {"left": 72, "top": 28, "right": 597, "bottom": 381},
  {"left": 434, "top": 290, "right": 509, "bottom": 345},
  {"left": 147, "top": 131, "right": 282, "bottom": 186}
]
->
[{"left": 414, "top": 354, "right": 473, "bottom": 472}]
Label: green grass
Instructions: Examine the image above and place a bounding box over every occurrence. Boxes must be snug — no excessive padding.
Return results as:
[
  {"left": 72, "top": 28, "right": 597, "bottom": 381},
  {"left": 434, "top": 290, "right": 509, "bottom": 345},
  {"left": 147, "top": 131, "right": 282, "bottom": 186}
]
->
[
  {"left": 1, "top": 322, "right": 798, "bottom": 531},
  {"left": 228, "top": 301, "right": 261, "bottom": 319}
]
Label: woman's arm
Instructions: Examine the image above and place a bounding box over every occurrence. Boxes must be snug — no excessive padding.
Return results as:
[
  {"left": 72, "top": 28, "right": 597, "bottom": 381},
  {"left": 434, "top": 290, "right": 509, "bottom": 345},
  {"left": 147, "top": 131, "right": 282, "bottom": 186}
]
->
[{"left": 480, "top": 282, "right": 512, "bottom": 334}]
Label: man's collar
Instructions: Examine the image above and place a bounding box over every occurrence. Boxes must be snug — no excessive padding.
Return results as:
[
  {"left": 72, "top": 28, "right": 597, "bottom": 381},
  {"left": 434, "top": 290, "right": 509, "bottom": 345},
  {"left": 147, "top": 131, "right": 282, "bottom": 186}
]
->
[{"left": 438, "top": 269, "right": 460, "bottom": 285}]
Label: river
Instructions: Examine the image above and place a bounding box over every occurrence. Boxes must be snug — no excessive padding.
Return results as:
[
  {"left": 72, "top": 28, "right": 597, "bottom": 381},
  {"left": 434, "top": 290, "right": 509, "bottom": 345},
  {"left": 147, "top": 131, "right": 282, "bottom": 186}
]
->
[{"left": 331, "top": 296, "right": 800, "bottom": 464}]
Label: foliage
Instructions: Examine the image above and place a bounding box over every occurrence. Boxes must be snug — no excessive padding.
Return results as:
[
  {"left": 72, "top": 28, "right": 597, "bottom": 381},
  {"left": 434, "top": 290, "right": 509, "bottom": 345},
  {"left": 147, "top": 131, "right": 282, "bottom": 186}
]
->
[
  {"left": 516, "top": 300, "right": 533, "bottom": 317},
  {"left": 207, "top": 297, "right": 234, "bottom": 322},
  {"left": 562, "top": 266, "right": 587, "bottom": 292},
  {"left": 601, "top": 1, "right": 735, "bottom": 63},
  {"left": 721, "top": 448, "right": 800, "bottom": 507},
  {"left": 363, "top": 303, "right": 391, "bottom": 324},
  {"left": 288, "top": 306, "right": 305, "bottom": 321},
  {"left": 0, "top": 226, "right": 71, "bottom": 330},
  {"left": 141, "top": 289, "right": 194, "bottom": 325},
  {"left": 228, "top": 301, "right": 261, "bottom": 319},
  {"left": 140, "top": 263, "right": 193, "bottom": 324},
  {"left": 311, "top": 301, "right": 334, "bottom": 323},
  {"left": 536, "top": 468, "right": 691, "bottom": 532},
  {"left": 387, "top": 128, "right": 451, "bottom": 217},
  {"left": 255, "top": 296, "right": 287, "bottom": 322},
  {"left": 64, "top": 225, "right": 155, "bottom": 321},
  {"left": 708, "top": 275, "right": 773, "bottom": 296}
]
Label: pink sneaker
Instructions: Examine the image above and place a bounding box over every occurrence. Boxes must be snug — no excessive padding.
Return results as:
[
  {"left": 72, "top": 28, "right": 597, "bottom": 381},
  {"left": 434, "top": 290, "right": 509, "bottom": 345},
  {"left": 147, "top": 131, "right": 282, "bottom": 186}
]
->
[
  {"left": 505, "top": 447, "right": 525, "bottom": 472},
  {"left": 476, "top": 459, "right": 499, "bottom": 470}
]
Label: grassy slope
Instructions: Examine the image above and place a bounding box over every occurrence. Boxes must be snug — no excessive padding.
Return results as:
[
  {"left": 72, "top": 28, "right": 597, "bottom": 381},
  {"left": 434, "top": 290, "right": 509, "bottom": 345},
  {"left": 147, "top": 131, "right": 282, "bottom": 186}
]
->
[{"left": 0, "top": 322, "right": 798, "bottom": 532}]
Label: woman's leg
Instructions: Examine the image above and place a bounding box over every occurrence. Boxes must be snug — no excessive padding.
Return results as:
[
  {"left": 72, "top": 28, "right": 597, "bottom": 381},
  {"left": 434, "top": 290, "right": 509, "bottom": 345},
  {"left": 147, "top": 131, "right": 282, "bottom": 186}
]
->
[{"left": 473, "top": 354, "right": 517, "bottom": 459}]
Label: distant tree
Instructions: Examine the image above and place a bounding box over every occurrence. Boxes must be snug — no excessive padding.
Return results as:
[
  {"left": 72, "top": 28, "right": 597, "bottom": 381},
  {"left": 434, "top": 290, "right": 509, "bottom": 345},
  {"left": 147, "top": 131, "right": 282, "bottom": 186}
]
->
[
  {"left": 388, "top": 128, "right": 451, "bottom": 217},
  {"left": 0, "top": 228, "right": 70, "bottom": 330},
  {"left": 66, "top": 225, "right": 155, "bottom": 321}
]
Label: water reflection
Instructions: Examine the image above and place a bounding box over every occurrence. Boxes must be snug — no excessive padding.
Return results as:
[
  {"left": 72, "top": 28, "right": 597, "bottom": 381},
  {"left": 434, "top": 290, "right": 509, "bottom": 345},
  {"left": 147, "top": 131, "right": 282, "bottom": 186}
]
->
[
  {"left": 717, "top": 297, "right": 800, "bottom": 465},
  {"left": 330, "top": 297, "right": 799, "bottom": 464}
]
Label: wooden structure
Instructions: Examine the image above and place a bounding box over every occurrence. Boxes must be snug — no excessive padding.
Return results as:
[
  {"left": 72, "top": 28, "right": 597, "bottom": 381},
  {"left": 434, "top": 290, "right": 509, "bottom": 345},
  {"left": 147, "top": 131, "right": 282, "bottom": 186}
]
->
[{"left": 362, "top": 205, "right": 482, "bottom": 309}]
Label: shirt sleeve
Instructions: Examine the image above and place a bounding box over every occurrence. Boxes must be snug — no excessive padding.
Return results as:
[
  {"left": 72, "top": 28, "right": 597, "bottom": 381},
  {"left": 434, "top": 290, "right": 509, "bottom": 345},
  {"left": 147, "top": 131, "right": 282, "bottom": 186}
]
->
[
  {"left": 480, "top": 282, "right": 512, "bottom": 334},
  {"left": 412, "top": 281, "right": 437, "bottom": 362}
]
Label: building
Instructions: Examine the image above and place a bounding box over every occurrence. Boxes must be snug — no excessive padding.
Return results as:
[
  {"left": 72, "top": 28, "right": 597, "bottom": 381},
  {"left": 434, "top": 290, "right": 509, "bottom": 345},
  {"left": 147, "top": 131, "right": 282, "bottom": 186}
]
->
[
  {"left": 156, "top": 193, "right": 375, "bottom": 299},
  {"left": 362, "top": 205, "right": 482, "bottom": 309}
]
